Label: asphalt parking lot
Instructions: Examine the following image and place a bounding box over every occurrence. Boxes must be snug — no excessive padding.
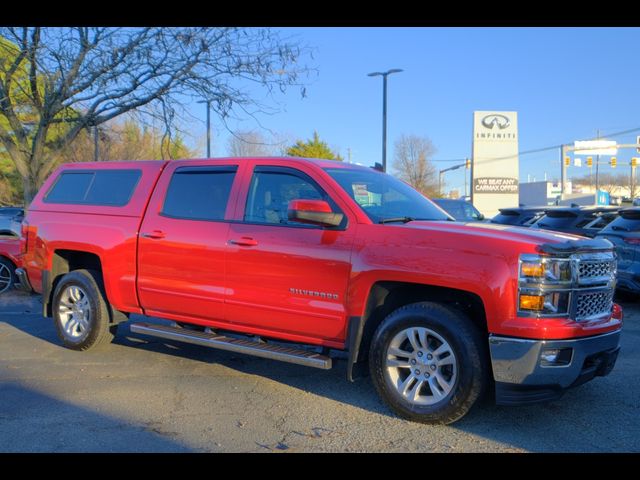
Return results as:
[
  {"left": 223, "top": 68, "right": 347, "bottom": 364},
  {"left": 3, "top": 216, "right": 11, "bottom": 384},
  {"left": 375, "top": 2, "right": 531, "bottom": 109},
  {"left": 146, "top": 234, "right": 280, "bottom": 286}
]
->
[{"left": 1, "top": 290, "right": 639, "bottom": 453}]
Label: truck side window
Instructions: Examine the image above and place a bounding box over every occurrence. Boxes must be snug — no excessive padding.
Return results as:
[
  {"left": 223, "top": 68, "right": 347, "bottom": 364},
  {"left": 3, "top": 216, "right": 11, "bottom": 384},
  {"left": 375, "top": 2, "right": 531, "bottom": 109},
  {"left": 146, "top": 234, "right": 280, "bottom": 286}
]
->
[
  {"left": 162, "top": 166, "right": 237, "bottom": 221},
  {"left": 244, "top": 168, "right": 327, "bottom": 225},
  {"left": 44, "top": 170, "right": 141, "bottom": 206}
]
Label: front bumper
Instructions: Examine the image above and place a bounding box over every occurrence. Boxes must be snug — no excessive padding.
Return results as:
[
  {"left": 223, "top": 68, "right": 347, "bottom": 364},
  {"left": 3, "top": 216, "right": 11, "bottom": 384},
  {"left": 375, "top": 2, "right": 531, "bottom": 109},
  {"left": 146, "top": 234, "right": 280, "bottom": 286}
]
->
[{"left": 489, "top": 330, "right": 621, "bottom": 406}]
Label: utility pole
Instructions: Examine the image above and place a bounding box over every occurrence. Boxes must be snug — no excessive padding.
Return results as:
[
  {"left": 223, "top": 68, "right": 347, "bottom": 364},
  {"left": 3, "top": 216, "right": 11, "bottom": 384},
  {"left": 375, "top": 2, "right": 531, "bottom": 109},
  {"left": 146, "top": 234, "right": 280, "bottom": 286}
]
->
[
  {"left": 595, "top": 129, "right": 600, "bottom": 200},
  {"left": 560, "top": 144, "right": 567, "bottom": 196},
  {"left": 93, "top": 125, "right": 99, "bottom": 161},
  {"left": 464, "top": 159, "right": 468, "bottom": 198},
  {"left": 197, "top": 99, "right": 211, "bottom": 158}
]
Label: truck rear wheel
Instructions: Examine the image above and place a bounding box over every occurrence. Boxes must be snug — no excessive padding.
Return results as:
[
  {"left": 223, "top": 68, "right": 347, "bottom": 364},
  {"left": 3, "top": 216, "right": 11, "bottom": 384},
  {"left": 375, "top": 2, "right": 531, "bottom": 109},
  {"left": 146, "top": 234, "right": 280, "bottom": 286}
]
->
[
  {"left": 369, "top": 301, "right": 487, "bottom": 425},
  {"left": 52, "top": 269, "right": 115, "bottom": 350}
]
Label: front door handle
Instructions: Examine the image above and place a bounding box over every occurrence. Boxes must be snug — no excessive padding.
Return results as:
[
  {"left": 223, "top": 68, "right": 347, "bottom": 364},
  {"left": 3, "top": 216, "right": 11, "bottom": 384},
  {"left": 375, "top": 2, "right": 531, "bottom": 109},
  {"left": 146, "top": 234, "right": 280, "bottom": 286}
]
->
[
  {"left": 141, "top": 230, "right": 166, "bottom": 239},
  {"left": 228, "top": 237, "right": 259, "bottom": 247}
]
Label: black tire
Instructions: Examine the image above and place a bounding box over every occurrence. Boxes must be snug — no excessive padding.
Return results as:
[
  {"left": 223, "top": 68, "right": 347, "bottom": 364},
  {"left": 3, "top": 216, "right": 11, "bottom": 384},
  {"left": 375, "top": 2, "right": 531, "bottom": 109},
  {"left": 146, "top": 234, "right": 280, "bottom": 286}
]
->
[
  {"left": 369, "top": 301, "right": 488, "bottom": 425},
  {"left": 0, "top": 257, "right": 16, "bottom": 294},
  {"left": 52, "top": 269, "right": 115, "bottom": 350}
]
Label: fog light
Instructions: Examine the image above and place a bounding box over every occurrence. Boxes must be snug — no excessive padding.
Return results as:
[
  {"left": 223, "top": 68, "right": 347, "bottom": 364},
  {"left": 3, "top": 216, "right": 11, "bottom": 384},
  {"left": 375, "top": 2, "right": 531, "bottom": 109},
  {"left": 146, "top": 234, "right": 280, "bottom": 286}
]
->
[
  {"left": 540, "top": 347, "right": 572, "bottom": 367},
  {"left": 519, "top": 294, "right": 545, "bottom": 311}
]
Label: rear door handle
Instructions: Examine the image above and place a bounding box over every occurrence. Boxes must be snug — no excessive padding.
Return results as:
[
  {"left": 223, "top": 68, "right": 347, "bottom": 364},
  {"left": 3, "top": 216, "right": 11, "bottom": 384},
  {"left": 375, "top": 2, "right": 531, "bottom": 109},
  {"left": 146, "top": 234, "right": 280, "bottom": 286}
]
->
[
  {"left": 228, "top": 237, "right": 259, "bottom": 247},
  {"left": 141, "top": 230, "right": 166, "bottom": 239}
]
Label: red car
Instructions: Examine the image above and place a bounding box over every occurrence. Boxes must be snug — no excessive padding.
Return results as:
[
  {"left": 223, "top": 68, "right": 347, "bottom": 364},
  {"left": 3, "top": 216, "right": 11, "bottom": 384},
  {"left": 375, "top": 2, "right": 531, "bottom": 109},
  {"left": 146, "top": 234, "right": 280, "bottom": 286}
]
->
[
  {"left": 17, "top": 158, "right": 623, "bottom": 424},
  {"left": 0, "top": 235, "right": 22, "bottom": 293}
]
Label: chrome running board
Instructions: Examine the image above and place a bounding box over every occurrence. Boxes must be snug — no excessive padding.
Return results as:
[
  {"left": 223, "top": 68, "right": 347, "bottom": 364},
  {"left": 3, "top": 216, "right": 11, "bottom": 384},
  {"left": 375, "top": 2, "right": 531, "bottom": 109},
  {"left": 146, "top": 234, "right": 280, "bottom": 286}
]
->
[{"left": 130, "top": 322, "right": 332, "bottom": 370}]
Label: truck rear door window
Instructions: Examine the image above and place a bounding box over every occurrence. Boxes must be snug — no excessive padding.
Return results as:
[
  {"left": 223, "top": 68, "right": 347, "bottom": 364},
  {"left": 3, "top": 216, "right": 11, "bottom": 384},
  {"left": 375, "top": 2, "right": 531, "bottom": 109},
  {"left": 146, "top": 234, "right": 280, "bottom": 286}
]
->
[
  {"left": 44, "top": 169, "right": 141, "bottom": 206},
  {"left": 161, "top": 166, "right": 237, "bottom": 221}
]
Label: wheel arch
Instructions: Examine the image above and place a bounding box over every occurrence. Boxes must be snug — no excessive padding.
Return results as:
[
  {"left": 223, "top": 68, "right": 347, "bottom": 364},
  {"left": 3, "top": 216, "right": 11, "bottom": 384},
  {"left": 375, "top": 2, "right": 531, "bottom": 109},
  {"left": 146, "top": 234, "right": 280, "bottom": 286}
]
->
[
  {"left": 44, "top": 250, "right": 104, "bottom": 318},
  {"left": 0, "top": 255, "right": 17, "bottom": 268},
  {"left": 347, "top": 281, "right": 488, "bottom": 381}
]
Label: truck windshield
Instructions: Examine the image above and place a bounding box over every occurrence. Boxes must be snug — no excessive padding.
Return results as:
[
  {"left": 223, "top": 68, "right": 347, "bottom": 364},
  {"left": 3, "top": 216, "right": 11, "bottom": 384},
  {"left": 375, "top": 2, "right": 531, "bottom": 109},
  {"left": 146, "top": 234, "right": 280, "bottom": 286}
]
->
[{"left": 324, "top": 167, "right": 451, "bottom": 223}]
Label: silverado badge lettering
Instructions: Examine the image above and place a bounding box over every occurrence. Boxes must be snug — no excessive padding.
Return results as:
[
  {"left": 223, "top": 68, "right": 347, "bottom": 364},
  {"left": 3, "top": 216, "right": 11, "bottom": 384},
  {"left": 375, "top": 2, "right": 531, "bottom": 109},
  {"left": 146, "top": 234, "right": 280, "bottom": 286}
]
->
[{"left": 290, "top": 287, "right": 339, "bottom": 300}]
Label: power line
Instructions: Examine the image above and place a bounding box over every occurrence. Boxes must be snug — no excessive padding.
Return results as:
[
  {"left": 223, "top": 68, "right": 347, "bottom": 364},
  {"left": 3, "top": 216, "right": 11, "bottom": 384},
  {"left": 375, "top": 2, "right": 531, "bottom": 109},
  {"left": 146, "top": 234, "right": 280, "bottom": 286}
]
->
[{"left": 431, "top": 126, "right": 640, "bottom": 166}]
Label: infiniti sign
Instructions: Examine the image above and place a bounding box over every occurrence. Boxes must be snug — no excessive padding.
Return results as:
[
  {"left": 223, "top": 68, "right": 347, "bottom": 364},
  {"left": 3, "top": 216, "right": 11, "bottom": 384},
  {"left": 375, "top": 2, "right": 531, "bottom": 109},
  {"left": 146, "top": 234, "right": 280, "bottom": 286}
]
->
[
  {"left": 482, "top": 114, "right": 511, "bottom": 130},
  {"left": 472, "top": 110, "right": 519, "bottom": 218}
]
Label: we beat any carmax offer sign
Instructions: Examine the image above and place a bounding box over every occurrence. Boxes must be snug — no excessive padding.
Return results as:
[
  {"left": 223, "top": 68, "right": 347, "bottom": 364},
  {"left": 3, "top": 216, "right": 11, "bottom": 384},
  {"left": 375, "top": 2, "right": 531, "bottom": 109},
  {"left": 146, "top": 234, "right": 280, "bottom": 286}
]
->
[{"left": 471, "top": 111, "right": 519, "bottom": 217}]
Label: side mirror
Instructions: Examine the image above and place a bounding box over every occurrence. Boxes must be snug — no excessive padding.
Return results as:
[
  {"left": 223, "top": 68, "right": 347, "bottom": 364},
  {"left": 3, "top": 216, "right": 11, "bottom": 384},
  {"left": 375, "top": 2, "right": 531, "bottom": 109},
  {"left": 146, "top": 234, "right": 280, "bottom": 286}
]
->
[
  {"left": 477, "top": 213, "right": 485, "bottom": 221},
  {"left": 287, "top": 199, "right": 344, "bottom": 227}
]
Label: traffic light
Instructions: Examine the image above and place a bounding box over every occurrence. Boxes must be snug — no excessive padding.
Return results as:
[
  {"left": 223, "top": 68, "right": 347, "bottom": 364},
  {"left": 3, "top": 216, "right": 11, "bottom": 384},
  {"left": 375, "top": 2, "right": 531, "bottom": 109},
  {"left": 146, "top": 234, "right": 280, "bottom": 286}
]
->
[
  {"left": 465, "top": 158, "right": 470, "bottom": 169},
  {"left": 611, "top": 157, "right": 617, "bottom": 168},
  {"left": 564, "top": 156, "right": 571, "bottom": 167},
  {"left": 632, "top": 157, "right": 638, "bottom": 168},
  {"left": 587, "top": 157, "right": 593, "bottom": 167}
]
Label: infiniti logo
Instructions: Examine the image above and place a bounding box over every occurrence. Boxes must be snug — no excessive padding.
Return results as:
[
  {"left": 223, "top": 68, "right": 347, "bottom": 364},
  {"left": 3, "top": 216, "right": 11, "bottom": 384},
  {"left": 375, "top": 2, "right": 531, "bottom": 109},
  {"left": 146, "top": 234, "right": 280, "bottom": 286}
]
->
[{"left": 482, "top": 114, "right": 511, "bottom": 130}]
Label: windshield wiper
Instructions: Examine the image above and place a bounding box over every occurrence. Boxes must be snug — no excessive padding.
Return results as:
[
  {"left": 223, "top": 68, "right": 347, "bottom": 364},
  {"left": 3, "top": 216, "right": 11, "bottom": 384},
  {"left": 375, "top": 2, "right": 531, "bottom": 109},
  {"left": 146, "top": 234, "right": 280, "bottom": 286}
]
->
[{"left": 378, "top": 216, "right": 415, "bottom": 224}]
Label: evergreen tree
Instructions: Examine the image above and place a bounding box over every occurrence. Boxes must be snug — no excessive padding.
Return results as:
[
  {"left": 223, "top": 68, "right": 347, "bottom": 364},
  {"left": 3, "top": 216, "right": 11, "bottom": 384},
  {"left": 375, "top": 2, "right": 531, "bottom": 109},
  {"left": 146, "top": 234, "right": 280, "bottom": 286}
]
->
[{"left": 285, "top": 131, "right": 342, "bottom": 160}]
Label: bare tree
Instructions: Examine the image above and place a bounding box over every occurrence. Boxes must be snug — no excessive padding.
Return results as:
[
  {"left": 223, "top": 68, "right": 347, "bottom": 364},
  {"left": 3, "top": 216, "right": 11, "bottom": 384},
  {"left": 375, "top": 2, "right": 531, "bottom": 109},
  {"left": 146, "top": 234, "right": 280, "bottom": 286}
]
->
[
  {"left": 572, "top": 172, "right": 630, "bottom": 195},
  {"left": 63, "top": 118, "right": 196, "bottom": 163},
  {"left": 226, "top": 130, "right": 277, "bottom": 157},
  {"left": 0, "top": 27, "right": 312, "bottom": 203},
  {"left": 392, "top": 134, "right": 438, "bottom": 196}
]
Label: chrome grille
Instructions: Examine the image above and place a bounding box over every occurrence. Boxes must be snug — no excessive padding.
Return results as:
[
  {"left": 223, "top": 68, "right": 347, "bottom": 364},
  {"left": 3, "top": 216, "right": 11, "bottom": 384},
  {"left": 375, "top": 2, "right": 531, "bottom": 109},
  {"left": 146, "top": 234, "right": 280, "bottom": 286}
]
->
[
  {"left": 578, "top": 260, "right": 615, "bottom": 280},
  {"left": 575, "top": 290, "right": 614, "bottom": 320}
]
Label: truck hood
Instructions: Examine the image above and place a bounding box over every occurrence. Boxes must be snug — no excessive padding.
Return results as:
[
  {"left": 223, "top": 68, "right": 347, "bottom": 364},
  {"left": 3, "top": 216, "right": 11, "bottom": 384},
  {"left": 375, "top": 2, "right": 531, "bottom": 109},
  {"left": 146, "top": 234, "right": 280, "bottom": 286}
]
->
[{"left": 405, "top": 220, "right": 613, "bottom": 255}]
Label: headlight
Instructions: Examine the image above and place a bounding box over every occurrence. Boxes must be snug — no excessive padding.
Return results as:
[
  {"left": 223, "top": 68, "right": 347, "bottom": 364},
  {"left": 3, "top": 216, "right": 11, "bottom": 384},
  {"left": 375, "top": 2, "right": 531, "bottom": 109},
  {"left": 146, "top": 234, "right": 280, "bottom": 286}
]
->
[
  {"left": 519, "top": 254, "right": 572, "bottom": 285},
  {"left": 518, "top": 254, "right": 572, "bottom": 316}
]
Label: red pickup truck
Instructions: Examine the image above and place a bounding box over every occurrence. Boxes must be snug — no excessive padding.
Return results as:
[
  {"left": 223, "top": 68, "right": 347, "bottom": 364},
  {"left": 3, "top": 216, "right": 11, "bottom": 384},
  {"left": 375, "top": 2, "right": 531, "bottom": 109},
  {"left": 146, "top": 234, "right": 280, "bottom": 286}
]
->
[{"left": 17, "top": 157, "right": 623, "bottom": 424}]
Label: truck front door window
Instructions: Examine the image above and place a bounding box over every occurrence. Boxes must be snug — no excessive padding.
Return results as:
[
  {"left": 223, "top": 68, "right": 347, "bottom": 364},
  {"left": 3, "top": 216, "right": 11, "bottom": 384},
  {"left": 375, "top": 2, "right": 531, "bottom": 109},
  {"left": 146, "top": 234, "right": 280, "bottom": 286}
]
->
[{"left": 244, "top": 168, "right": 339, "bottom": 226}]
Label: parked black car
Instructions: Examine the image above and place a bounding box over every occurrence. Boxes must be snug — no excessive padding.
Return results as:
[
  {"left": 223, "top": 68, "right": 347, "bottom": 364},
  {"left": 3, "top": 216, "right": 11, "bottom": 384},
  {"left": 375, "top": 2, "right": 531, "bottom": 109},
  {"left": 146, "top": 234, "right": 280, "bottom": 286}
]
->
[
  {"left": 0, "top": 207, "right": 23, "bottom": 237},
  {"left": 490, "top": 206, "right": 549, "bottom": 227},
  {"left": 530, "top": 206, "right": 619, "bottom": 238},
  {"left": 596, "top": 208, "right": 640, "bottom": 294},
  {"left": 432, "top": 199, "right": 485, "bottom": 222}
]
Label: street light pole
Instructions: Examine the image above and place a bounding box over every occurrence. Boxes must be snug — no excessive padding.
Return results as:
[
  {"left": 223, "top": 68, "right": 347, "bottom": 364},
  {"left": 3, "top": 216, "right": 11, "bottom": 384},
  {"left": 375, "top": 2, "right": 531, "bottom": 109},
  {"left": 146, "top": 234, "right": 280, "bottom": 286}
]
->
[
  {"left": 438, "top": 162, "right": 466, "bottom": 197},
  {"left": 197, "top": 100, "right": 211, "bottom": 158},
  {"left": 368, "top": 69, "right": 403, "bottom": 172}
]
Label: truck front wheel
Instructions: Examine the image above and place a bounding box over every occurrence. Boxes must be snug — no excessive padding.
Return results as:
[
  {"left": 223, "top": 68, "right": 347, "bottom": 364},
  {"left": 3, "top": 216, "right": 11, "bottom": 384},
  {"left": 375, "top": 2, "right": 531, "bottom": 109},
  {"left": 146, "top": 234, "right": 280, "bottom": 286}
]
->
[
  {"left": 369, "top": 302, "right": 487, "bottom": 424},
  {"left": 52, "top": 269, "right": 115, "bottom": 351}
]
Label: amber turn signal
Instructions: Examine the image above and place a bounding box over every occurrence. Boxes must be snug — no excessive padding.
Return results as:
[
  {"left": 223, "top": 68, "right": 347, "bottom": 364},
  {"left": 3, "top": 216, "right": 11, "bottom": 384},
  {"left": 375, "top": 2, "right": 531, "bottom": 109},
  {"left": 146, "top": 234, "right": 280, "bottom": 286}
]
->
[
  {"left": 519, "top": 294, "right": 545, "bottom": 311},
  {"left": 521, "top": 262, "right": 544, "bottom": 277}
]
